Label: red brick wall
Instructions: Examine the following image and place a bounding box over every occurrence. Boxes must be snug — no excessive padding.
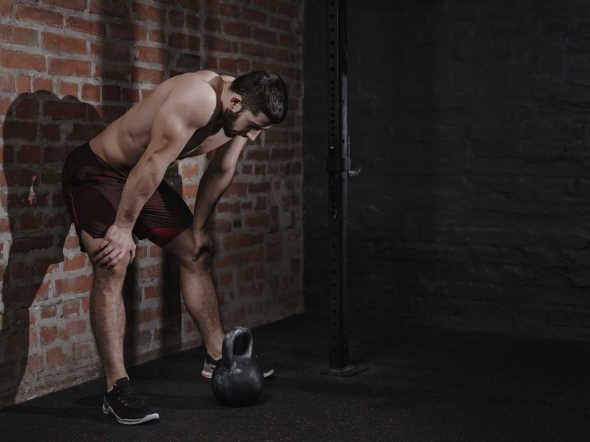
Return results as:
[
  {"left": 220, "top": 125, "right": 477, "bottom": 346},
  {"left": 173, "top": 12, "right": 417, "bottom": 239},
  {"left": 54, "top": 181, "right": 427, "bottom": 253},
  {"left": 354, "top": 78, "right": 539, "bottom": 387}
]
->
[{"left": 0, "top": 0, "right": 303, "bottom": 408}]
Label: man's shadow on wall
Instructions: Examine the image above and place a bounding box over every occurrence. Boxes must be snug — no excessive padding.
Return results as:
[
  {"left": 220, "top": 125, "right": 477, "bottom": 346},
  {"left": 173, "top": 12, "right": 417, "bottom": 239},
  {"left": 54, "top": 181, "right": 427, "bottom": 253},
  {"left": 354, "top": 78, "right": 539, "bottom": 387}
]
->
[
  {"left": 0, "top": 91, "right": 105, "bottom": 407},
  {"left": 0, "top": 91, "right": 185, "bottom": 408}
]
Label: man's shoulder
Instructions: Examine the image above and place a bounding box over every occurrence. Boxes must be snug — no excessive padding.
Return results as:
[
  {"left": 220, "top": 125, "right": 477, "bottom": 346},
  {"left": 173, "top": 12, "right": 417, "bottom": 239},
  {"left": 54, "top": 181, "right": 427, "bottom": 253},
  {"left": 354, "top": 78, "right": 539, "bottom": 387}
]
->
[
  {"left": 166, "top": 72, "right": 219, "bottom": 124},
  {"left": 171, "top": 71, "right": 217, "bottom": 99},
  {"left": 186, "top": 70, "right": 236, "bottom": 92},
  {"left": 175, "top": 70, "right": 234, "bottom": 87},
  {"left": 219, "top": 73, "right": 235, "bottom": 82}
]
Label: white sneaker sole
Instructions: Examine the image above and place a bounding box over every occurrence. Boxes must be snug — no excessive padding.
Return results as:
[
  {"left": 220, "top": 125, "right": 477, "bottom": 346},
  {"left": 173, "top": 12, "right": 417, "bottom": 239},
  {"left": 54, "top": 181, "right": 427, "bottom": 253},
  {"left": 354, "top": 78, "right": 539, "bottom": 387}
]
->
[
  {"left": 201, "top": 368, "right": 275, "bottom": 379},
  {"left": 102, "top": 402, "right": 159, "bottom": 425}
]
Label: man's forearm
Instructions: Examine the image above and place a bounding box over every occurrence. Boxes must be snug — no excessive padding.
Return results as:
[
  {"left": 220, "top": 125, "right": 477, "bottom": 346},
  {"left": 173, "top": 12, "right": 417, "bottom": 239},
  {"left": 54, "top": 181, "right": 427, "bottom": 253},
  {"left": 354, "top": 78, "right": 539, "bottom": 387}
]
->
[
  {"left": 115, "top": 157, "right": 167, "bottom": 230},
  {"left": 193, "top": 136, "right": 247, "bottom": 231},
  {"left": 193, "top": 167, "right": 234, "bottom": 231}
]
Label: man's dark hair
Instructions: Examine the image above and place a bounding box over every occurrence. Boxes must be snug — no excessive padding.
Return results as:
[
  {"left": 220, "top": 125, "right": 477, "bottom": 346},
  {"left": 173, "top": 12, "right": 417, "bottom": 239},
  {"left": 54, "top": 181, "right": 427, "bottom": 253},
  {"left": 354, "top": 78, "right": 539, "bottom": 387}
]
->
[{"left": 230, "top": 71, "right": 288, "bottom": 124}]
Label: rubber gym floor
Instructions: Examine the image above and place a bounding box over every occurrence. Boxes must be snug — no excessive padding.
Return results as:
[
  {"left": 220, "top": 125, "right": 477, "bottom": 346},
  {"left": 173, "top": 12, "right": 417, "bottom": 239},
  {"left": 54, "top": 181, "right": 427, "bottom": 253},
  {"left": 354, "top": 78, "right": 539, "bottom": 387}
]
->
[{"left": 2, "top": 312, "right": 590, "bottom": 441}]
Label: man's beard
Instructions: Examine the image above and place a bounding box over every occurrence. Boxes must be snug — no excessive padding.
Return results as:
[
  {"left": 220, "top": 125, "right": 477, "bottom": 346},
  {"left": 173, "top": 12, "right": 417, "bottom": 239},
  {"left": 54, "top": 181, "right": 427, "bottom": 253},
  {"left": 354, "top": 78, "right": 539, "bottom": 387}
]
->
[{"left": 221, "top": 108, "right": 247, "bottom": 137}]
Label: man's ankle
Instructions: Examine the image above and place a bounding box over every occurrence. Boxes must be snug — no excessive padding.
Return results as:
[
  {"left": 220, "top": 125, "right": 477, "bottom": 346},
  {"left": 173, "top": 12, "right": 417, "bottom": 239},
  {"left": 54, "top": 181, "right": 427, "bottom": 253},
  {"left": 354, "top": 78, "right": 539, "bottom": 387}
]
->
[
  {"left": 207, "top": 351, "right": 222, "bottom": 361},
  {"left": 106, "top": 375, "right": 129, "bottom": 392}
]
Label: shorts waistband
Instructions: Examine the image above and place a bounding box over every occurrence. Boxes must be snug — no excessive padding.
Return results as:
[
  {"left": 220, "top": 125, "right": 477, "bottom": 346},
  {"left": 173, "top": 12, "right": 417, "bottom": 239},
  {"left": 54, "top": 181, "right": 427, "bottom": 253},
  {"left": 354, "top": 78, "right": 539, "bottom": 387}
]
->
[{"left": 68, "top": 142, "right": 131, "bottom": 178}]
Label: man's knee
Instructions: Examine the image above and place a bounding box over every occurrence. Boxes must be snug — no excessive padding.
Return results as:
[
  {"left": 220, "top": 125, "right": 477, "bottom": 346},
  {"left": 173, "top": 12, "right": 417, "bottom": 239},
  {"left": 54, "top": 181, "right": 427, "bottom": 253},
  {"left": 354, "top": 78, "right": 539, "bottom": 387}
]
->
[
  {"left": 182, "top": 233, "right": 214, "bottom": 270},
  {"left": 81, "top": 230, "right": 132, "bottom": 278},
  {"left": 91, "top": 252, "right": 131, "bottom": 280}
]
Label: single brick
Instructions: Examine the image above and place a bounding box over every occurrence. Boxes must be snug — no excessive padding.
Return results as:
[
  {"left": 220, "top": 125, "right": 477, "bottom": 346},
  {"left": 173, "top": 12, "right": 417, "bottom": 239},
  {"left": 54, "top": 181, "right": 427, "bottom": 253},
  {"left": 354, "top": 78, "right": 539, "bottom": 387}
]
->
[
  {"left": 40, "top": 326, "right": 58, "bottom": 345},
  {"left": 205, "top": 16, "right": 221, "bottom": 32},
  {"left": 42, "top": 33, "right": 87, "bottom": 55},
  {"left": 0, "top": 73, "right": 14, "bottom": 92},
  {"left": 45, "top": 0, "right": 85, "bottom": 10},
  {"left": 253, "top": 27, "right": 277, "bottom": 44},
  {"left": 59, "top": 81, "right": 78, "bottom": 97},
  {"left": 59, "top": 319, "right": 87, "bottom": 339},
  {"left": 26, "top": 354, "right": 44, "bottom": 373},
  {"left": 72, "top": 342, "right": 92, "bottom": 360},
  {"left": 66, "top": 16, "right": 105, "bottom": 36},
  {"left": 82, "top": 83, "right": 100, "bottom": 101},
  {"left": 46, "top": 346, "right": 67, "bottom": 368},
  {"left": 219, "top": 57, "right": 237, "bottom": 73},
  {"left": 243, "top": 8, "right": 266, "bottom": 24},
  {"left": 41, "top": 305, "right": 57, "bottom": 319},
  {"left": 181, "top": 162, "right": 199, "bottom": 178},
  {"left": 144, "top": 285, "right": 162, "bottom": 300},
  {"left": 0, "top": 49, "right": 45, "bottom": 72},
  {"left": 137, "top": 46, "right": 168, "bottom": 65},
  {"left": 16, "top": 5, "right": 63, "bottom": 27},
  {"left": 89, "top": 0, "right": 130, "bottom": 17},
  {"left": 64, "top": 254, "right": 86, "bottom": 271},
  {"left": 34, "top": 77, "right": 53, "bottom": 90},
  {"left": 223, "top": 21, "right": 250, "bottom": 38},
  {"left": 206, "top": 35, "right": 232, "bottom": 53},
  {"left": 134, "top": 2, "right": 161, "bottom": 21},
  {"left": 240, "top": 42, "right": 265, "bottom": 58},
  {"left": 134, "top": 67, "right": 165, "bottom": 84},
  {"left": 0, "top": 24, "right": 39, "bottom": 46},
  {"left": 169, "top": 33, "right": 200, "bottom": 51},
  {"left": 48, "top": 58, "right": 90, "bottom": 76}
]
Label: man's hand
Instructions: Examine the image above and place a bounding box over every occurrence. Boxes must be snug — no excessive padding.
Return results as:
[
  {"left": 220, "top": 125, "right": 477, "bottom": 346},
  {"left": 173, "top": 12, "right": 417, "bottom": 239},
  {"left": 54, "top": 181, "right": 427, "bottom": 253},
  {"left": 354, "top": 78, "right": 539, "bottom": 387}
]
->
[
  {"left": 192, "top": 228, "right": 213, "bottom": 262},
  {"left": 93, "top": 224, "right": 136, "bottom": 268}
]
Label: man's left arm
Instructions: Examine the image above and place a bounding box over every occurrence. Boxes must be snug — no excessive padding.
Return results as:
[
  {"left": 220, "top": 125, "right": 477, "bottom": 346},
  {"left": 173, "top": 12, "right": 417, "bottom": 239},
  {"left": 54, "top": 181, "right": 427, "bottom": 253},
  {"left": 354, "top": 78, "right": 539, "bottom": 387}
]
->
[{"left": 192, "top": 135, "right": 248, "bottom": 234}]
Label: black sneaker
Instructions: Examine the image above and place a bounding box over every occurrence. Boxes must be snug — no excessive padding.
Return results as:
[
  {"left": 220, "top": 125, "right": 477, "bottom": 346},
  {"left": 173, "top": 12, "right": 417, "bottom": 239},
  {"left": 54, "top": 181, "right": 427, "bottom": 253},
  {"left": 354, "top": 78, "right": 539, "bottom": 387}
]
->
[
  {"left": 201, "top": 353, "right": 275, "bottom": 379},
  {"left": 102, "top": 377, "right": 159, "bottom": 425}
]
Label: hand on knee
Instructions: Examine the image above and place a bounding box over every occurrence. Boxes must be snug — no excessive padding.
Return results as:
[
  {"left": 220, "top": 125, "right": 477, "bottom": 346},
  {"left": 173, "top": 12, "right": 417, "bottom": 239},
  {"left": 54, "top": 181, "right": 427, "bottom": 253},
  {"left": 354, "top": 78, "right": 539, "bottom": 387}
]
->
[
  {"left": 190, "top": 230, "right": 214, "bottom": 265},
  {"left": 93, "top": 250, "right": 131, "bottom": 278},
  {"left": 82, "top": 230, "right": 132, "bottom": 277}
]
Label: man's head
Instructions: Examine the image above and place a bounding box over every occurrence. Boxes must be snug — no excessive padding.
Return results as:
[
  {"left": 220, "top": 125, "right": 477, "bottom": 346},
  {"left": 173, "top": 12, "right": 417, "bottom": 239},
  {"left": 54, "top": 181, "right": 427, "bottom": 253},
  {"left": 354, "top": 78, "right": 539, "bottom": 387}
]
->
[{"left": 221, "top": 71, "right": 288, "bottom": 140}]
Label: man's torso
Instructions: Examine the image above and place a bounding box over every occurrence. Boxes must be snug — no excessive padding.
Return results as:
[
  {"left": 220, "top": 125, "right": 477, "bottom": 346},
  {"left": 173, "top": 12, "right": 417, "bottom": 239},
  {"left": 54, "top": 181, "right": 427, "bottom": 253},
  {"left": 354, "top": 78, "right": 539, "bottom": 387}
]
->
[{"left": 89, "top": 70, "right": 233, "bottom": 170}]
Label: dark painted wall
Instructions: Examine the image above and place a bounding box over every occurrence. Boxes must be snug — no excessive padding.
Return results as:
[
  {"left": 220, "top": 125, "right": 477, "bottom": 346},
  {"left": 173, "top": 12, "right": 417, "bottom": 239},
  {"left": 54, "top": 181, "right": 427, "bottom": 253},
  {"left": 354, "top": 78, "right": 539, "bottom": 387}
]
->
[{"left": 304, "top": 0, "right": 590, "bottom": 340}]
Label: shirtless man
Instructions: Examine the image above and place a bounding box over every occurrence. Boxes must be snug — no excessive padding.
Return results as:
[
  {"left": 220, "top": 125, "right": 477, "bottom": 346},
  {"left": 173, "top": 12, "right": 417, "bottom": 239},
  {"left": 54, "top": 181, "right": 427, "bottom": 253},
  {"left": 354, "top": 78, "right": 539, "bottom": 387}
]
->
[{"left": 61, "top": 70, "right": 287, "bottom": 425}]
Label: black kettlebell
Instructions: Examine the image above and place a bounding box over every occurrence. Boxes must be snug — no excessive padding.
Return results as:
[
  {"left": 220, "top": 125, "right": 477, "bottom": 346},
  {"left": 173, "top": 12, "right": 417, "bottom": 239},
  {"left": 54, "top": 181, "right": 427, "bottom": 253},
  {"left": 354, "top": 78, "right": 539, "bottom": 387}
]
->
[{"left": 211, "top": 326, "right": 264, "bottom": 407}]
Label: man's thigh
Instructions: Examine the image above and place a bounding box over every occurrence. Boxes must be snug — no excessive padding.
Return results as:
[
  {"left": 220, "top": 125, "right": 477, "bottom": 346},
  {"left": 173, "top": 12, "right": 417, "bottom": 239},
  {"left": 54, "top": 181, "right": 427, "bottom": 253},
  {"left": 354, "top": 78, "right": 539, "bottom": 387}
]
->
[
  {"left": 63, "top": 143, "right": 125, "bottom": 251},
  {"left": 65, "top": 184, "right": 121, "bottom": 252},
  {"left": 134, "top": 179, "right": 193, "bottom": 248}
]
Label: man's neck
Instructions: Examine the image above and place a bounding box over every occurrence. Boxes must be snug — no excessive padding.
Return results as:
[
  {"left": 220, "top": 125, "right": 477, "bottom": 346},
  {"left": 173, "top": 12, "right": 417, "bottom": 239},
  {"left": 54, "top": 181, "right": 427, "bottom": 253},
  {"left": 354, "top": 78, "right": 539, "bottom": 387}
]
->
[
  {"left": 205, "top": 76, "right": 229, "bottom": 130},
  {"left": 219, "top": 78, "right": 232, "bottom": 109}
]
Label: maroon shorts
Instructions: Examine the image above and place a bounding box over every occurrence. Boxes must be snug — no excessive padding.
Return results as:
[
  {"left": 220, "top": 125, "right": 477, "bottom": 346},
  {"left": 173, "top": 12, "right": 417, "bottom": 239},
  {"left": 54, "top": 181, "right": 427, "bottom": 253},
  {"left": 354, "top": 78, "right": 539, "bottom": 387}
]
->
[{"left": 62, "top": 143, "right": 193, "bottom": 252}]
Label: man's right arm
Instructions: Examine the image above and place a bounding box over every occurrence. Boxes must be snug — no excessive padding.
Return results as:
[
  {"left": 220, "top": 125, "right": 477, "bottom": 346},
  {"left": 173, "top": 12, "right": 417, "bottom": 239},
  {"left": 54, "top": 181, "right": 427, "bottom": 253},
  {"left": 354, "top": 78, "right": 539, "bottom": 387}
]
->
[
  {"left": 95, "top": 82, "right": 216, "bottom": 267},
  {"left": 113, "top": 116, "right": 191, "bottom": 231}
]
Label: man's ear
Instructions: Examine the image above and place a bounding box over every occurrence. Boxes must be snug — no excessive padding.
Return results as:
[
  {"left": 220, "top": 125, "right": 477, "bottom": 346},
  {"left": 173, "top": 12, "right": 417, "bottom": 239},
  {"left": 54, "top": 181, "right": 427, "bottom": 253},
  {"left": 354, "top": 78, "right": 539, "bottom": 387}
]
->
[{"left": 229, "top": 94, "right": 243, "bottom": 112}]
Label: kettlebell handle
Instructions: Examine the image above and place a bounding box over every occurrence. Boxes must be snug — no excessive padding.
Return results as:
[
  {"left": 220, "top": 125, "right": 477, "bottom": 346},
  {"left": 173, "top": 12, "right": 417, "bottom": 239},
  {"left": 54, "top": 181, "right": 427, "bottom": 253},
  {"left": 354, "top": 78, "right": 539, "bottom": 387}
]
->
[{"left": 222, "top": 326, "right": 253, "bottom": 366}]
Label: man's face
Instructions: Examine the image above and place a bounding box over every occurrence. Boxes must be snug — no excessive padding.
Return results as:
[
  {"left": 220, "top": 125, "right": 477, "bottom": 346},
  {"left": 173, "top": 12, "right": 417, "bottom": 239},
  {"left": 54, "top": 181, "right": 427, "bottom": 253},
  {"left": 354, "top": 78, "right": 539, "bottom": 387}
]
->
[{"left": 221, "top": 107, "right": 272, "bottom": 141}]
